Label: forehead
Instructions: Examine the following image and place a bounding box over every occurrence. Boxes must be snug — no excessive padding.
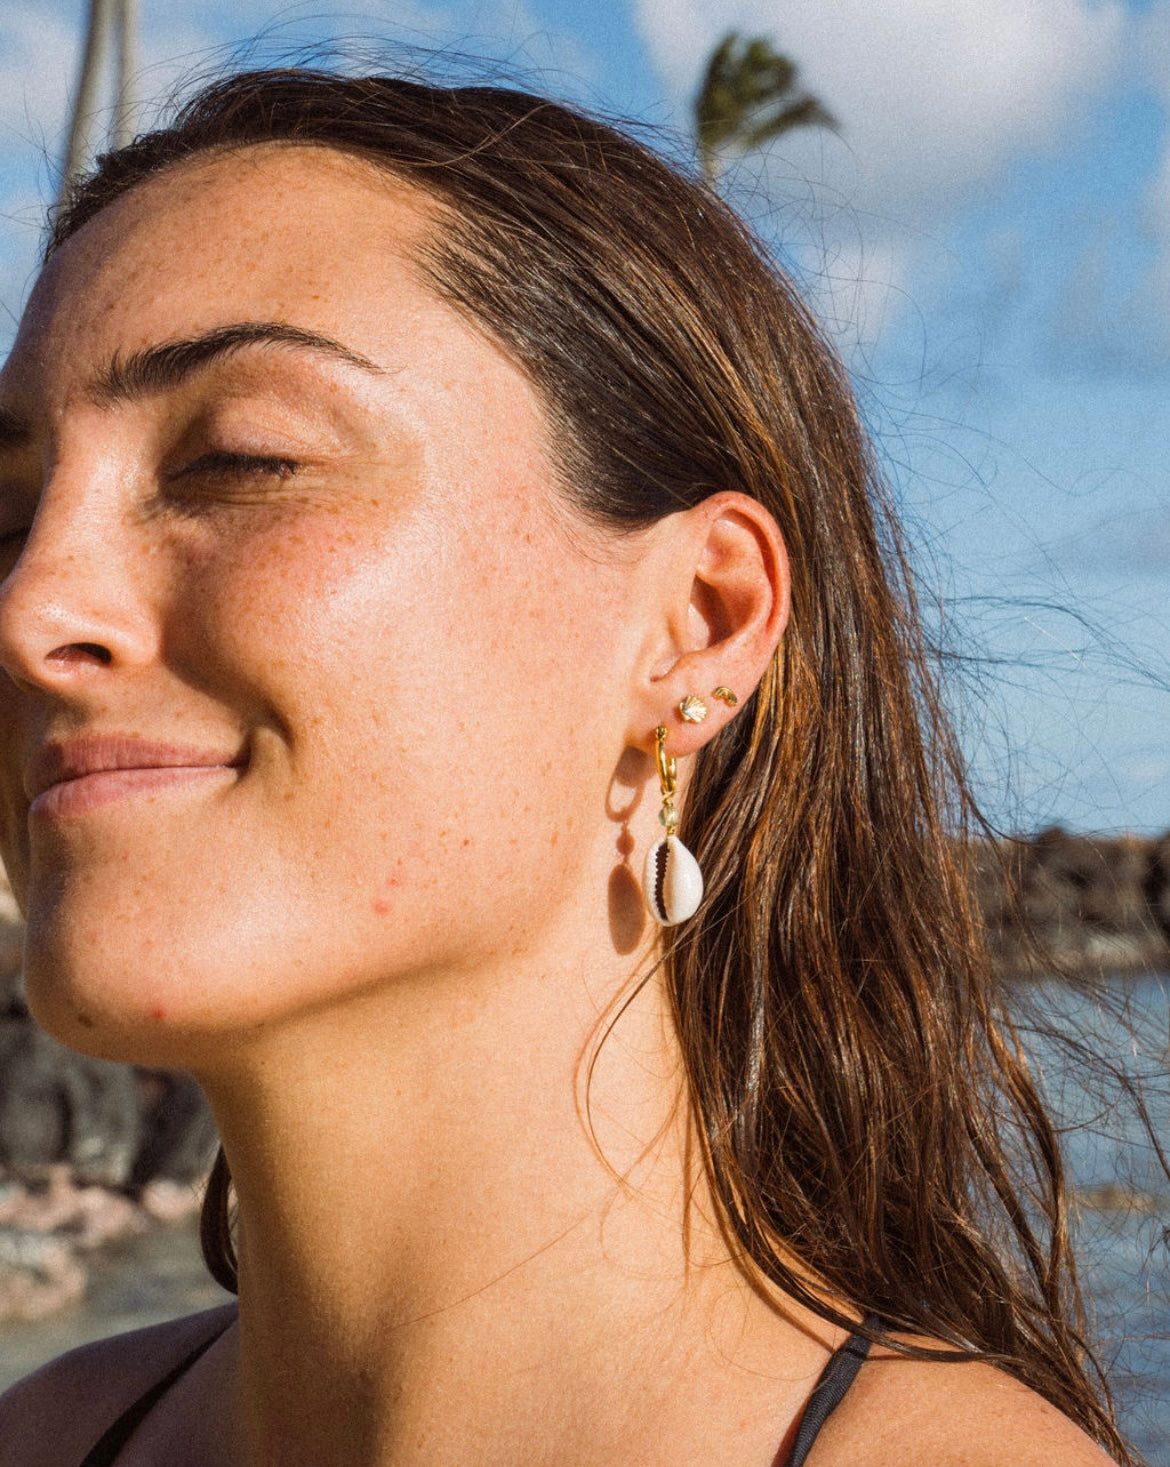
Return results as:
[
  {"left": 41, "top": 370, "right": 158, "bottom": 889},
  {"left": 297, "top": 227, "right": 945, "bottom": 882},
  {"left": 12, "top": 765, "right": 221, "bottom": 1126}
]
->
[{"left": 11, "top": 146, "right": 444, "bottom": 394}]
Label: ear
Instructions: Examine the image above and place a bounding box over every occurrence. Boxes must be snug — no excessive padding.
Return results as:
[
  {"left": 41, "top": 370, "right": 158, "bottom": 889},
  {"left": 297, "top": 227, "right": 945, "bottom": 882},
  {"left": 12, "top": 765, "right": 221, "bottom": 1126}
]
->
[{"left": 628, "top": 492, "right": 789, "bottom": 757}]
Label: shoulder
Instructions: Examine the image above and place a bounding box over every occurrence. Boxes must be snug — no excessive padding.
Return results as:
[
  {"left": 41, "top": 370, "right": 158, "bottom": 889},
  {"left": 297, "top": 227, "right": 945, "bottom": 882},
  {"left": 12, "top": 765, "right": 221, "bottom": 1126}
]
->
[
  {"left": 820, "top": 1340, "right": 1117, "bottom": 1467},
  {"left": 0, "top": 1303, "right": 238, "bottom": 1467}
]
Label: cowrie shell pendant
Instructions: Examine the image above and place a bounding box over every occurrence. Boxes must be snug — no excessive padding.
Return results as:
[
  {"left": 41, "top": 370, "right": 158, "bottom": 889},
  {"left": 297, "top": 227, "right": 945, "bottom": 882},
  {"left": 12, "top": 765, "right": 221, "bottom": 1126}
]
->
[{"left": 643, "top": 834, "right": 704, "bottom": 926}]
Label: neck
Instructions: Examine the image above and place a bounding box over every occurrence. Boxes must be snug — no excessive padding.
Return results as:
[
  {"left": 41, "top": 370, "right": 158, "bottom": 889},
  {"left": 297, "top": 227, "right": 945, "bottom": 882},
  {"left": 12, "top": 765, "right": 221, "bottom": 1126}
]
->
[{"left": 197, "top": 943, "right": 832, "bottom": 1466}]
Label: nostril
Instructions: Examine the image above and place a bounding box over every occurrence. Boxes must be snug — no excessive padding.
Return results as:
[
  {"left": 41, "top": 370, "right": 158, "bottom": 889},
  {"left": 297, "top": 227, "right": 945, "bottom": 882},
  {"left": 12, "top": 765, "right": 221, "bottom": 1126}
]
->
[{"left": 45, "top": 643, "right": 114, "bottom": 666}]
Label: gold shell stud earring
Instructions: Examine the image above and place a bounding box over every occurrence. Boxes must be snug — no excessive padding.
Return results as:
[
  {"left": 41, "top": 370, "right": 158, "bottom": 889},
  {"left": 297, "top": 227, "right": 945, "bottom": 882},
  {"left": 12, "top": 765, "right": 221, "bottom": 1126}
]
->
[
  {"left": 711, "top": 686, "right": 738, "bottom": 707},
  {"left": 678, "top": 694, "right": 708, "bottom": 723}
]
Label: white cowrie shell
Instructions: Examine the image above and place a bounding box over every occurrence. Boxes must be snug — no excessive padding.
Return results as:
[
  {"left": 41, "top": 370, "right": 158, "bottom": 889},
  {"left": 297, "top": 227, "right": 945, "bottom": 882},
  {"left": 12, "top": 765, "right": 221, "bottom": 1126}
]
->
[{"left": 642, "top": 834, "right": 704, "bottom": 926}]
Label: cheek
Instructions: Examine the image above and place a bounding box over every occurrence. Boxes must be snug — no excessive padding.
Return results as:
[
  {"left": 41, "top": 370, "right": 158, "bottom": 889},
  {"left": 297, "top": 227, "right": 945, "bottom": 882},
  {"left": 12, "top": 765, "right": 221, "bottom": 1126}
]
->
[
  {"left": 163, "top": 504, "right": 439, "bottom": 718},
  {"left": 176, "top": 498, "right": 588, "bottom": 820},
  {"left": 18, "top": 497, "right": 636, "bottom": 1061}
]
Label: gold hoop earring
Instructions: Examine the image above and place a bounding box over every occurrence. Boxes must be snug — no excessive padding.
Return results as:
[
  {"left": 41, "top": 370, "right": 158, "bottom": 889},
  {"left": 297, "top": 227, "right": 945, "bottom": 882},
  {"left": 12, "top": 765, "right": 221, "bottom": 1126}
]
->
[{"left": 642, "top": 725, "right": 704, "bottom": 926}]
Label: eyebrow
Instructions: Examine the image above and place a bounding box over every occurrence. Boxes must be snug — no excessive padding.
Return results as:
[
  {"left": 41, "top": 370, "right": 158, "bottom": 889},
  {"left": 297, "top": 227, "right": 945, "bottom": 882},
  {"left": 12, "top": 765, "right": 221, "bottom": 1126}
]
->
[
  {"left": 89, "top": 321, "right": 383, "bottom": 405},
  {"left": 0, "top": 322, "right": 383, "bottom": 453}
]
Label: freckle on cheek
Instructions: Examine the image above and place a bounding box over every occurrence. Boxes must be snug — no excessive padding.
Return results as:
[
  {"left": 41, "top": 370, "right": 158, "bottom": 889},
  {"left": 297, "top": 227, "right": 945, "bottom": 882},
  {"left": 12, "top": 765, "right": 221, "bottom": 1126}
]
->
[
  {"left": 76, "top": 1013, "right": 95, "bottom": 1029},
  {"left": 150, "top": 1006, "right": 166, "bottom": 1022}
]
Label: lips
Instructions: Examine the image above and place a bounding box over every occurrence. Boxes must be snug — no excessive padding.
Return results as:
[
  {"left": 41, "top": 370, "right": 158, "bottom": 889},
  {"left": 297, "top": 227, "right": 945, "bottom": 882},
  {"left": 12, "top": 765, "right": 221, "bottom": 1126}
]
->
[{"left": 26, "top": 736, "right": 246, "bottom": 818}]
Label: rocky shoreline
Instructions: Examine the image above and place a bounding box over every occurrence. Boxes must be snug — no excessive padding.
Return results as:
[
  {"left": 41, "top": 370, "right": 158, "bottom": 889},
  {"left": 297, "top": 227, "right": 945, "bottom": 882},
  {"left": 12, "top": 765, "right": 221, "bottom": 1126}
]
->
[
  {"left": 0, "top": 1167, "right": 205, "bottom": 1323},
  {"left": 0, "top": 882, "right": 218, "bottom": 1325},
  {"left": 971, "top": 827, "right": 1170, "bottom": 979},
  {"left": 2, "top": 829, "right": 1169, "bottom": 1326}
]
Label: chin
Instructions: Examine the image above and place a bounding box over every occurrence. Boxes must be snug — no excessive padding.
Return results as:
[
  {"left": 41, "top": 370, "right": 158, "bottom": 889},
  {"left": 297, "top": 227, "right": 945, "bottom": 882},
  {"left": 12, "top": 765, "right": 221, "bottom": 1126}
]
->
[
  {"left": 22, "top": 950, "right": 195, "bottom": 1066},
  {"left": 19, "top": 894, "right": 240, "bottom": 1068}
]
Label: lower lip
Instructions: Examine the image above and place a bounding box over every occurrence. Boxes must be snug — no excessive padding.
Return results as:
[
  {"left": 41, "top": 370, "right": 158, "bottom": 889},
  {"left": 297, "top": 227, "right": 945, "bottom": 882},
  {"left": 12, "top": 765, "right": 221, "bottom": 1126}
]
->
[{"left": 30, "top": 766, "right": 239, "bottom": 820}]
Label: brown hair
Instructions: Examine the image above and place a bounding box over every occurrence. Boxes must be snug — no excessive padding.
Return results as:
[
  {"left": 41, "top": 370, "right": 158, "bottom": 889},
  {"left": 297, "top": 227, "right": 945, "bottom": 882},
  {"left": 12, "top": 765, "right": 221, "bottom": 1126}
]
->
[{"left": 49, "top": 69, "right": 1130, "bottom": 1461}]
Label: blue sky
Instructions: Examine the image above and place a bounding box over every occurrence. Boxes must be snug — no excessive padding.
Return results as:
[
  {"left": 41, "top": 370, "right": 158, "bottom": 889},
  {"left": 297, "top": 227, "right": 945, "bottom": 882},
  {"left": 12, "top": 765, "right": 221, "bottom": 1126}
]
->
[{"left": 0, "top": 0, "right": 1167, "bottom": 833}]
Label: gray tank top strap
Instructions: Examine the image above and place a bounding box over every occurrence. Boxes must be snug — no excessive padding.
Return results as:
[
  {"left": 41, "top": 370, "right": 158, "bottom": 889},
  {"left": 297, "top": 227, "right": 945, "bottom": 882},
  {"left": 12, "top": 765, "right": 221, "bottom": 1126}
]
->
[
  {"left": 775, "top": 1316, "right": 881, "bottom": 1467},
  {"left": 76, "top": 1307, "right": 877, "bottom": 1466}
]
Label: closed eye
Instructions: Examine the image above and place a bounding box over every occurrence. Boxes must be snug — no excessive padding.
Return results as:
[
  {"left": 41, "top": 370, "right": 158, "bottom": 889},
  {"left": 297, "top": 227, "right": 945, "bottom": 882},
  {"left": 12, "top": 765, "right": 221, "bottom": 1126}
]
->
[{"left": 173, "top": 451, "right": 301, "bottom": 481}]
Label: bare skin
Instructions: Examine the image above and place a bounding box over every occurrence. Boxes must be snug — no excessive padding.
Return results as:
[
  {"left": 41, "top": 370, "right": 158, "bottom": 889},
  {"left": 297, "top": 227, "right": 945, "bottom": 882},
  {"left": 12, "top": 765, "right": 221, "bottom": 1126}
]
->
[{"left": 0, "top": 148, "right": 1113, "bottom": 1466}]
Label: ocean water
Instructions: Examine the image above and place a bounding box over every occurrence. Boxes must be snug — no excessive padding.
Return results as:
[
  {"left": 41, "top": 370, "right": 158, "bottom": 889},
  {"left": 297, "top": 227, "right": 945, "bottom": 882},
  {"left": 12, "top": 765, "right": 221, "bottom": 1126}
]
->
[
  {"left": 1018, "top": 974, "right": 1170, "bottom": 1464},
  {"left": 0, "top": 974, "right": 1167, "bottom": 1461},
  {"left": 0, "top": 1211, "right": 232, "bottom": 1393}
]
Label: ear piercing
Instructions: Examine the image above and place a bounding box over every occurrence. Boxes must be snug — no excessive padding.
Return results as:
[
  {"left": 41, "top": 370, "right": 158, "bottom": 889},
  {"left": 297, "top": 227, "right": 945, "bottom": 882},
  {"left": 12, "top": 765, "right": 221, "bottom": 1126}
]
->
[
  {"left": 678, "top": 688, "right": 738, "bottom": 723},
  {"left": 641, "top": 725, "right": 704, "bottom": 926},
  {"left": 641, "top": 688, "right": 737, "bottom": 925},
  {"left": 678, "top": 694, "right": 708, "bottom": 723}
]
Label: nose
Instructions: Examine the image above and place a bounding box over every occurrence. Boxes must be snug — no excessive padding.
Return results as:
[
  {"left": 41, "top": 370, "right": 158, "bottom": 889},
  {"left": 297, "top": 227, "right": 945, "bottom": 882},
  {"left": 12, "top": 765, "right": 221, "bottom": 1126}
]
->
[{"left": 0, "top": 479, "right": 156, "bottom": 695}]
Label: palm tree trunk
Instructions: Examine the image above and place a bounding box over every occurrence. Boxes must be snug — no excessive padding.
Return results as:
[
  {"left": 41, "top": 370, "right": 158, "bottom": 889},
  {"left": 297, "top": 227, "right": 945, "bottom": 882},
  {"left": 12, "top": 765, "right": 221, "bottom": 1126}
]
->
[
  {"left": 113, "top": 0, "right": 138, "bottom": 150},
  {"left": 59, "top": 0, "right": 115, "bottom": 204}
]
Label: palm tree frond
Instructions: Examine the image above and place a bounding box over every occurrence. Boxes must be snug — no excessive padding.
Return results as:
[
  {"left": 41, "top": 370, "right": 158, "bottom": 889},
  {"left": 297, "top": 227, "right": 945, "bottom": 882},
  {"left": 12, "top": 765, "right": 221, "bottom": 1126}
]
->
[
  {"left": 740, "top": 98, "right": 837, "bottom": 156},
  {"left": 693, "top": 30, "right": 836, "bottom": 182}
]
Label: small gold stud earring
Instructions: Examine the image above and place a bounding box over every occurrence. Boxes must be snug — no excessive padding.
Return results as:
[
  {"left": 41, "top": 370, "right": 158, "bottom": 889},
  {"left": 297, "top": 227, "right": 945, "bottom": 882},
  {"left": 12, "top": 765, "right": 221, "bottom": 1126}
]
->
[
  {"left": 678, "top": 694, "right": 708, "bottom": 724},
  {"left": 712, "top": 686, "right": 738, "bottom": 707}
]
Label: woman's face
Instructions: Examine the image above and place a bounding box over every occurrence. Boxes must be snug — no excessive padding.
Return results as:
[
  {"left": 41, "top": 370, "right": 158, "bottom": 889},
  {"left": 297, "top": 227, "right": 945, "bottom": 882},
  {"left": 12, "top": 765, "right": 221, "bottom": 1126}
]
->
[{"left": 0, "top": 147, "right": 656, "bottom": 1063}]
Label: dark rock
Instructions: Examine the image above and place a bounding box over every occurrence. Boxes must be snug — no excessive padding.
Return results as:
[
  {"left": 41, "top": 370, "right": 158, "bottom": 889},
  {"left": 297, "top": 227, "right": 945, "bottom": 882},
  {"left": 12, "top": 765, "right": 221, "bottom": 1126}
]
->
[
  {"left": 0, "top": 1021, "right": 141, "bottom": 1187},
  {"left": 1144, "top": 834, "right": 1170, "bottom": 940},
  {"left": 131, "top": 1071, "right": 218, "bottom": 1186},
  {"left": 0, "top": 893, "right": 218, "bottom": 1189},
  {"left": 976, "top": 828, "right": 1170, "bottom": 977},
  {"left": 0, "top": 1008, "right": 218, "bottom": 1188}
]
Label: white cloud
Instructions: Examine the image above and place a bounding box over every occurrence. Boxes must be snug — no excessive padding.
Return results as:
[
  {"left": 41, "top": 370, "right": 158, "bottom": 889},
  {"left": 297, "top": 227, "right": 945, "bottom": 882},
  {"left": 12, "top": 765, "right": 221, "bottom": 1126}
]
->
[
  {"left": 644, "top": 0, "right": 1121, "bottom": 207},
  {"left": 634, "top": 0, "right": 1125, "bottom": 343}
]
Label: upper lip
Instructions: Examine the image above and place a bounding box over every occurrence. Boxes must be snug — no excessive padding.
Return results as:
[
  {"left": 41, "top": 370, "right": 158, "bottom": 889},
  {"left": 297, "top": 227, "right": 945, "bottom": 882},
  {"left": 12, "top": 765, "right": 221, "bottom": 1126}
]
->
[{"left": 25, "top": 736, "right": 246, "bottom": 801}]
